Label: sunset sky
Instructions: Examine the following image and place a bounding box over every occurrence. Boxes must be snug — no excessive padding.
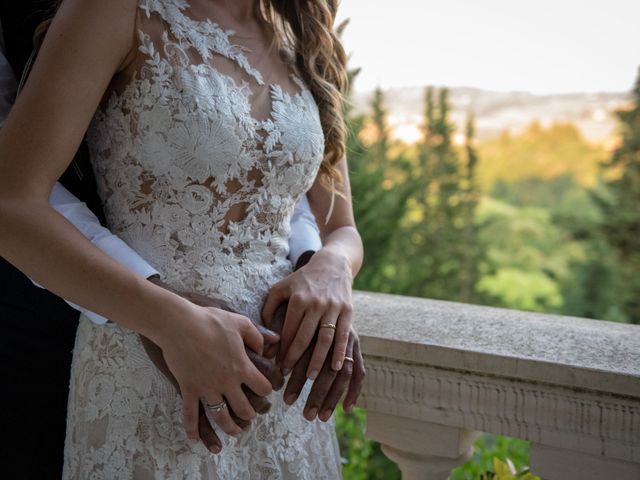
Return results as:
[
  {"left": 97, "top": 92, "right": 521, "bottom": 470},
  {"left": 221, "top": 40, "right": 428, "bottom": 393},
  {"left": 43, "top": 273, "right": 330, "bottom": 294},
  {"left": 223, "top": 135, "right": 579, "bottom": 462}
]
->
[{"left": 336, "top": 0, "right": 640, "bottom": 94}]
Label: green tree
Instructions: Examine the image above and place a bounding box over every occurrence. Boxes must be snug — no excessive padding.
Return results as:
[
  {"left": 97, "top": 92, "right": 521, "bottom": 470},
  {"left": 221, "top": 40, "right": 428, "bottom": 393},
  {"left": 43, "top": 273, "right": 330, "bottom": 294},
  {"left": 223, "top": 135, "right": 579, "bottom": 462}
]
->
[
  {"left": 477, "top": 122, "right": 607, "bottom": 190},
  {"left": 396, "top": 87, "right": 476, "bottom": 301},
  {"left": 596, "top": 67, "right": 640, "bottom": 323},
  {"left": 346, "top": 79, "right": 417, "bottom": 293},
  {"left": 475, "top": 199, "right": 585, "bottom": 312},
  {"left": 369, "top": 86, "right": 390, "bottom": 166},
  {"left": 460, "top": 113, "right": 480, "bottom": 302}
]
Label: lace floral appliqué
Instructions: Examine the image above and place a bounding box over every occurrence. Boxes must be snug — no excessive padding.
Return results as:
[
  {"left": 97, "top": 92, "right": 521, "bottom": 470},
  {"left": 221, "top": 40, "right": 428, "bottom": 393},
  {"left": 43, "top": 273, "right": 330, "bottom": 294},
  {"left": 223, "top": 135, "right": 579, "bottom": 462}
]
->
[{"left": 63, "top": 0, "right": 339, "bottom": 478}]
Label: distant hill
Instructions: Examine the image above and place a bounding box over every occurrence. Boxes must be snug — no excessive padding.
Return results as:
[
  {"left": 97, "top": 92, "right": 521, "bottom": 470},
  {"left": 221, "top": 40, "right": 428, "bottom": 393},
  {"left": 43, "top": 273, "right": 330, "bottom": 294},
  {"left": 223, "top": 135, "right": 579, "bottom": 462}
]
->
[{"left": 350, "top": 86, "right": 631, "bottom": 144}]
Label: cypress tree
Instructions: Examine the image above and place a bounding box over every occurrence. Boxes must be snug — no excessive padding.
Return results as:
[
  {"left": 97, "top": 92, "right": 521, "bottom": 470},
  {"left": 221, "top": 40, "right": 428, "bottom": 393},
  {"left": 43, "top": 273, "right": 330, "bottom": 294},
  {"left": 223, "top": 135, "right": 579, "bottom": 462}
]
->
[
  {"left": 347, "top": 80, "right": 416, "bottom": 292},
  {"left": 370, "top": 86, "right": 390, "bottom": 167},
  {"left": 400, "top": 86, "right": 468, "bottom": 300},
  {"left": 460, "top": 113, "right": 479, "bottom": 303},
  {"left": 599, "top": 68, "right": 640, "bottom": 323}
]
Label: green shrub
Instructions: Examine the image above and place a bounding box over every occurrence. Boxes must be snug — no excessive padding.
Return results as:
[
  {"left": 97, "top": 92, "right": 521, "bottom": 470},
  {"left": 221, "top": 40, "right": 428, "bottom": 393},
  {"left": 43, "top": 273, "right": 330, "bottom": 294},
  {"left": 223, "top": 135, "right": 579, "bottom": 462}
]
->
[
  {"left": 336, "top": 408, "right": 534, "bottom": 480},
  {"left": 451, "top": 434, "right": 531, "bottom": 480},
  {"left": 335, "top": 407, "right": 400, "bottom": 480}
]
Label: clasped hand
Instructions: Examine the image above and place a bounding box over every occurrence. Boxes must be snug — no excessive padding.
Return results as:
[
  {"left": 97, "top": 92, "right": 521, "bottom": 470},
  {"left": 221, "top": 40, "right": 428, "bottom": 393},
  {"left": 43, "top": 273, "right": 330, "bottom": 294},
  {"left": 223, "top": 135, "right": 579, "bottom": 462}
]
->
[
  {"left": 262, "top": 248, "right": 355, "bottom": 378},
  {"left": 261, "top": 248, "right": 364, "bottom": 422},
  {"left": 145, "top": 247, "right": 364, "bottom": 453}
]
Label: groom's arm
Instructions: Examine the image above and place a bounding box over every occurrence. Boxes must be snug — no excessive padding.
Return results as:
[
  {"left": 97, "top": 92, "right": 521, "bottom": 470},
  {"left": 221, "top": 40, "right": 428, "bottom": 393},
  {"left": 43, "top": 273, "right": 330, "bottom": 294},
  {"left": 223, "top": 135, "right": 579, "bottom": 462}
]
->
[{"left": 44, "top": 184, "right": 159, "bottom": 323}]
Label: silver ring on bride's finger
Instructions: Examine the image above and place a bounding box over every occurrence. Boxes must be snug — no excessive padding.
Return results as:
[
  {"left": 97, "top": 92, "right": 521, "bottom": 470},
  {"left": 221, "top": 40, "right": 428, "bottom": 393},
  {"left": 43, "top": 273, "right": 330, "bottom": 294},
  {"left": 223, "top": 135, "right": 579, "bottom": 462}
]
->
[
  {"left": 343, "top": 356, "right": 354, "bottom": 363},
  {"left": 204, "top": 400, "right": 227, "bottom": 413}
]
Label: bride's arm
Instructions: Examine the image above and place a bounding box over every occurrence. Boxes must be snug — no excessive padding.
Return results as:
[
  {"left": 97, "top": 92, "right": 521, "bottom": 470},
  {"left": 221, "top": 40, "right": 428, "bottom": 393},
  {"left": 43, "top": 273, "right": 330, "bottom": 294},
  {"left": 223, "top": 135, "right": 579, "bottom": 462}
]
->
[
  {"left": 262, "top": 156, "right": 363, "bottom": 377},
  {"left": 0, "top": 0, "right": 155, "bottom": 332},
  {"left": 0, "top": 0, "right": 270, "bottom": 441},
  {"left": 1, "top": 17, "right": 158, "bottom": 325}
]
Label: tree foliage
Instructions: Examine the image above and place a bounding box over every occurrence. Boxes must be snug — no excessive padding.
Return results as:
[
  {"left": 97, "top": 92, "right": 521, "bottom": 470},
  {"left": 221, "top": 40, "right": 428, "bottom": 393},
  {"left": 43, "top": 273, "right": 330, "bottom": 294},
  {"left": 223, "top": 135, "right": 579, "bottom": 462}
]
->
[
  {"left": 338, "top": 59, "right": 640, "bottom": 478},
  {"left": 389, "top": 87, "right": 482, "bottom": 301},
  {"left": 596, "top": 67, "right": 640, "bottom": 323},
  {"left": 477, "top": 122, "right": 608, "bottom": 190}
]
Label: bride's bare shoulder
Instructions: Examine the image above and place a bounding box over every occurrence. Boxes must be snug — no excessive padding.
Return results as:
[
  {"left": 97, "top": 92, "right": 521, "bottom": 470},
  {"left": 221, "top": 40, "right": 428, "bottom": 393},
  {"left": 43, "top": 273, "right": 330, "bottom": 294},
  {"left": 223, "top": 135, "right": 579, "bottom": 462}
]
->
[
  {"left": 47, "top": 0, "right": 139, "bottom": 73},
  {"left": 0, "top": 0, "right": 141, "bottom": 198}
]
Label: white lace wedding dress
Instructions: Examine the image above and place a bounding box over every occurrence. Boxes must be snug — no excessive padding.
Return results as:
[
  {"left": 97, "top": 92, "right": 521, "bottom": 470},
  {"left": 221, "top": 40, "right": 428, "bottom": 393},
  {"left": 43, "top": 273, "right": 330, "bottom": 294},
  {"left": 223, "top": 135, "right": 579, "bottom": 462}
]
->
[{"left": 62, "top": 0, "right": 341, "bottom": 478}]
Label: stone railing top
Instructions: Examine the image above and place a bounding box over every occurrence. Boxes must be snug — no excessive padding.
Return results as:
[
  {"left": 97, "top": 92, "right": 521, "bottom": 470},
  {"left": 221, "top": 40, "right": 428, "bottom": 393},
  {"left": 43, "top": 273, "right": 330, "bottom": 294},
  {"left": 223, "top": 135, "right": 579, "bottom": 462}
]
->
[{"left": 353, "top": 291, "right": 640, "bottom": 398}]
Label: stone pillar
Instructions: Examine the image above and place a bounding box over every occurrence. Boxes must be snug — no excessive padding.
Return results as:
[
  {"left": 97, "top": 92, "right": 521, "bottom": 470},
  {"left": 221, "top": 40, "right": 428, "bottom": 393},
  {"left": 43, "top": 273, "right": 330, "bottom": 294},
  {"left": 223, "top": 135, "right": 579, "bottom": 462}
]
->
[{"left": 366, "top": 412, "right": 479, "bottom": 480}]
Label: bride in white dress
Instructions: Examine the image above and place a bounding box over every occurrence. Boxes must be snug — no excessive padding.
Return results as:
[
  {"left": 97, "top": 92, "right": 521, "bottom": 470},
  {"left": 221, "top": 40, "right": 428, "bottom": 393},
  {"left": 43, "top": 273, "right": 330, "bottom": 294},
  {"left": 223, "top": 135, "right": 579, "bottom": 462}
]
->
[{"left": 0, "top": 0, "right": 363, "bottom": 478}]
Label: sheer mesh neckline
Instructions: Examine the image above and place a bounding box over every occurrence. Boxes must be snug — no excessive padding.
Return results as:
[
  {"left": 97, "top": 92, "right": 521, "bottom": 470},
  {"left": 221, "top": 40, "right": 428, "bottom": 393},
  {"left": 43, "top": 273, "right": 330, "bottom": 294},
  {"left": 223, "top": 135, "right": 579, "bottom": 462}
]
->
[
  {"left": 103, "top": 0, "right": 313, "bottom": 133},
  {"left": 154, "top": 0, "right": 269, "bottom": 85}
]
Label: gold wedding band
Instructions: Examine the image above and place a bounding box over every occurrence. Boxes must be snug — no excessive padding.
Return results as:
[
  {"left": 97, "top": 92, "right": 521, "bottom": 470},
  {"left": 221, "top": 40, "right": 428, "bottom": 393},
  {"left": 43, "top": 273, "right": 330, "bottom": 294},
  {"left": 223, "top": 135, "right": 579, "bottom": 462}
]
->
[
  {"left": 319, "top": 323, "right": 336, "bottom": 330},
  {"left": 343, "top": 356, "right": 354, "bottom": 363},
  {"left": 204, "top": 400, "right": 227, "bottom": 413}
]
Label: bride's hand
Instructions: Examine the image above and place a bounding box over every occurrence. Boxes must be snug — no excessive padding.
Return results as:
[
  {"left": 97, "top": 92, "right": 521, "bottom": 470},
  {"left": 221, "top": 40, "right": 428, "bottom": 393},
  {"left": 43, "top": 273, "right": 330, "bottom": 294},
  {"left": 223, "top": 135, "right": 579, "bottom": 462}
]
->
[
  {"left": 139, "top": 335, "right": 224, "bottom": 453},
  {"left": 261, "top": 247, "right": 353, "bottom": 379},
  {"left": 143, "top": 279, "right": 284, "bottom": 438},
  {"left": 151, "top": 297, "right": 273, "bottom": 441},
  {"left": 139, "top": 331, "right": 284, "bottom": 453}
]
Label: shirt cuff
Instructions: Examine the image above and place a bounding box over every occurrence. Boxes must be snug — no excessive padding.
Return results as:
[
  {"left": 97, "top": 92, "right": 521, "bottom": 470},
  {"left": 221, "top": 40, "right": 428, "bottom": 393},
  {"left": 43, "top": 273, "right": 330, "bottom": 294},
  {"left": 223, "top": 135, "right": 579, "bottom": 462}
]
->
[
  {"left": 289, "top": 220, "right": 323, "bottom": 267},
  {"left": 66, "top": 301, "right": 111, "bottom": 325},
  {"left": 93, "top": 234, "right": 159, "bottom": 280},
  {"left": 32, "top": 184, "right": 160, "bottom": 324}
]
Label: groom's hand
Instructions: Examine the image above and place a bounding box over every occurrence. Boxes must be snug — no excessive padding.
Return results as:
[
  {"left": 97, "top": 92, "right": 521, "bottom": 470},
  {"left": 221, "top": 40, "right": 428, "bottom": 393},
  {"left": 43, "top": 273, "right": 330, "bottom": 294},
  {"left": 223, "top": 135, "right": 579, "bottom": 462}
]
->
[
  {"left": 281, "top": 327, "right": 365, "bottom": 420},
  {"left": 264, "top": 252, "right": 366, "bottom": 420},
  {"left": 140, "top": 336, "right": 284, "bottom": 452},
  {"left": 139, "top": 335, "right": 226, "bottom": 451}
]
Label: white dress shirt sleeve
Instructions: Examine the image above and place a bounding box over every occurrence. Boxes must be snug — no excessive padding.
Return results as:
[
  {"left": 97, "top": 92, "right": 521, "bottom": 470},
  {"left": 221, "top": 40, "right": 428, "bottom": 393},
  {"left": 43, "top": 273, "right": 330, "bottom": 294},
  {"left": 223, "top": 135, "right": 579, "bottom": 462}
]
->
[
  {"left": 289, "top": 194, "right": 322, "bottom": 267},
  {"left": 0, "top": 37, "right": 159, "bottom": 324},
  {"left": 32, "top": 185, "right": 160, "bottom": 324}
]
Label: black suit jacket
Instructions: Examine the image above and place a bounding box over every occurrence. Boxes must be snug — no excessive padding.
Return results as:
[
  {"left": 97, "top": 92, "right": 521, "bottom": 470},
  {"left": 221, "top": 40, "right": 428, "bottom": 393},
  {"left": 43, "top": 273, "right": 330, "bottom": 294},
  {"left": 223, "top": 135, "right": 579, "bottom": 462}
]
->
[
  {"left": 0, "top": 3, "right": 108, "bottom": 475},
  {"left": 0, "top": 0, "right": 107, "bottom": 316}
]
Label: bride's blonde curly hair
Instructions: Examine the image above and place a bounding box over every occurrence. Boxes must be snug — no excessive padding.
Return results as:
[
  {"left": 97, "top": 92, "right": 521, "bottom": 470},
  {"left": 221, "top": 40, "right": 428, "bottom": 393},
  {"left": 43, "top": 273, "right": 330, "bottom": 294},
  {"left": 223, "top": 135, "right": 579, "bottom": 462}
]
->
[{"left": 36, "top": 0, "right": 349, "bottom": 196}]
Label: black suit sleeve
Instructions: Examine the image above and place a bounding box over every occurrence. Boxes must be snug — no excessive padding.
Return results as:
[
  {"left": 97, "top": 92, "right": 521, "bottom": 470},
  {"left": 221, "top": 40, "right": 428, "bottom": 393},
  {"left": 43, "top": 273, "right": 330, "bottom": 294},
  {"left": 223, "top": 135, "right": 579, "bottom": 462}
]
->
[{"left": 0, "top": 3, "right": 108, "bottom": 476}]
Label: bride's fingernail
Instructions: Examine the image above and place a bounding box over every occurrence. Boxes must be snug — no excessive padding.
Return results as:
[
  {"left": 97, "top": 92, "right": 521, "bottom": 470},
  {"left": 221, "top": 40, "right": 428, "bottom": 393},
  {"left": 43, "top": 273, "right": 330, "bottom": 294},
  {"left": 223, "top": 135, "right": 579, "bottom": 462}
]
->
[
  {"left": 334, "top": 361, "right": 342, "bottom": 371},
  {"left": 308, "top": 408, "right": 318, "bottom": 419},
  {"left": 320, "top": 409, "right": 332, "bottom": 421},
  {"left": 282, "top": 367, "right": 291, "bottom": 376},
  {"left": 210, "top": 444, "right": 221, "bottom": 454},
  {"left": 285, "top": 394, "right": 297, "bottom": 405},
  {"left": 308, "top": 369, "right": 318, "bottom": 380}
]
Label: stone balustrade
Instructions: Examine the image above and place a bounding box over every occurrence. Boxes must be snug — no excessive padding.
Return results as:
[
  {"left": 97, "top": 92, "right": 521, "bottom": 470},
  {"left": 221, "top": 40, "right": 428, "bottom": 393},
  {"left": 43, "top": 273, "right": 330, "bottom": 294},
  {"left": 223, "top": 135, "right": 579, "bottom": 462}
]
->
[{"left": 351, "top": 291, "right": 640, "bottom": 479}]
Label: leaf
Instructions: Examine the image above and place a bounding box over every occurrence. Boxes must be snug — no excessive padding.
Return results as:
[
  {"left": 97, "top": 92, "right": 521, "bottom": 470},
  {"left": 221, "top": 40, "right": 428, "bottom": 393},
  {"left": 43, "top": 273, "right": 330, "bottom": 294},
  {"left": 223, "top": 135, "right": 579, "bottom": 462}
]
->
[{"left": 493, "top": 458, "right": 516, "bottom": 480}]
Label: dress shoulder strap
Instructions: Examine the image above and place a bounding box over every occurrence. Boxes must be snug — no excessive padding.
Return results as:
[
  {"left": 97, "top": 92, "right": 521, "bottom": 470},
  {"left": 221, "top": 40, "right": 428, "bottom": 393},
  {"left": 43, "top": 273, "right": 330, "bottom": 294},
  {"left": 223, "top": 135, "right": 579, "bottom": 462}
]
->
[{"left": 136, "top": 0, "right": 265, "bottom": 85}]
